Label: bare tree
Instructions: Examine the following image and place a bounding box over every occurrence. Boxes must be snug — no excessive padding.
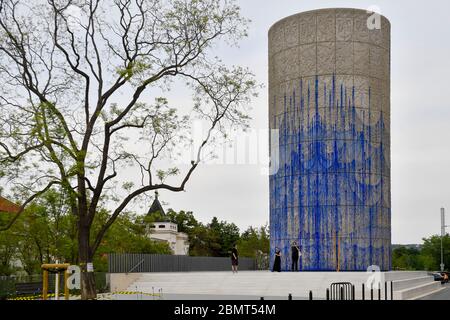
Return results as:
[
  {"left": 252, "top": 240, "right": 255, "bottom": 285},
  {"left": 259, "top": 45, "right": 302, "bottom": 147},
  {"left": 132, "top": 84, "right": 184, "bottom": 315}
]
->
[{"left": 0, "top": 0, "right": 256, "bottom": 299}]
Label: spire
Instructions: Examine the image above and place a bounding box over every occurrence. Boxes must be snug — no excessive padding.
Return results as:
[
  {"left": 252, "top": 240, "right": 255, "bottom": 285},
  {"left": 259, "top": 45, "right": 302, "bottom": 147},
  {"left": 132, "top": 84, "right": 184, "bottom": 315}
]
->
[{"left": 147, "top": 191, "right": 166, "bottom": 219}]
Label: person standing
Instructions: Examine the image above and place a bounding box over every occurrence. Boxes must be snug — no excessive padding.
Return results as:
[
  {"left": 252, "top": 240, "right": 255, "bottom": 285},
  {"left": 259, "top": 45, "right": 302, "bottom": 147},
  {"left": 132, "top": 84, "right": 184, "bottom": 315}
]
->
[
  {"left": 272, "top": 247, "right": 281, "bottom": 272},
  {"left": 291, "top": 241, "right": 301, "bottom": 271},
  {"left": 231, "top": 244, "right": 239, "bottom": 273}
]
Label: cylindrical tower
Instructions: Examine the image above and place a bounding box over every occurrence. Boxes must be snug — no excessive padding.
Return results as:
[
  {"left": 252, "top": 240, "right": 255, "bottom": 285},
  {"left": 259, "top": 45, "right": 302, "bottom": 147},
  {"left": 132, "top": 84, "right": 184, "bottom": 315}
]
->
[{"left": 269, "top": 8, "right": 391, "bottom": 271}]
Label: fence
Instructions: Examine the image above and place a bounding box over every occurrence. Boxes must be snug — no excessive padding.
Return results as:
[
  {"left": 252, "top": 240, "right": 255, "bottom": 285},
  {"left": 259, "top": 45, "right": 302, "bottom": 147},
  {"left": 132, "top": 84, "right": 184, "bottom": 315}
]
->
[{"left": 108, "top": 253, "right": 257, "bottom": 273}]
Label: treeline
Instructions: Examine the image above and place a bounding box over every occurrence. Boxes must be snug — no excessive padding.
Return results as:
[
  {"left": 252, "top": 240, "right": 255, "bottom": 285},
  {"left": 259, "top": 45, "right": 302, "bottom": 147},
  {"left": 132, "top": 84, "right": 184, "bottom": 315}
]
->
[
  {"left": 0, "top": 191, "right": 172, "bottom": 275},
  {"left": 392, "top": 235, "right": 450, "bottom": 271},
  {"left": 3, "top": 190, "right": 448, "bottom": 275},
  {"left": 162, "top": 209, "right": 270, "bottom": 258},
  {"left": 0, "top": 191, "right": 269, "bottom": 275}
]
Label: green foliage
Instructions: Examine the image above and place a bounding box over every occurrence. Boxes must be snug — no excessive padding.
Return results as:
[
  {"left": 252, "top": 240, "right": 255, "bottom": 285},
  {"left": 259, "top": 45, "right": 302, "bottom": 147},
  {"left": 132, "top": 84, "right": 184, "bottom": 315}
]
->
[
  {"left": 165, "top": 209, "right": 199, "bottom": 234},
  {"left": 208, "top": 217, "right": 240, "bottom": 257},
  {"left": 0, "top": 190, "right": 78, "bottom": 275},
  {"left": 237, "top": 225, "right": 270, "bottom": 258},
  {"left": 185, "top": 223, "right": 218, "bottom": 257},
  {"left": 0, "top": 214, "right": 17, "bottom": 276},
  {"left": 165, "top": 209, "right": 268, "bottom": 258},
  {"left": 115, "top": 60, "right": 150, "bottom": 79},
  {"left": 392, "top": 247, "right": 424, "bottom": 270},
  {"left": 392, "top": 235, "right": 450, "bottom": 271},
  {"left": 0, "top": 190, "right": 171, "bottom": 275},
  {"left": 164, "top": 209, "right": 213, "bottom": 256},
  {"left": 92, "top": 210, "right": 172, "bottom": 272},
  {"left": 421, "top": 235, "right": 450, "bottom": 270},
  {"left": 143, "top": 210, "right": 167, "bottom": 224}
]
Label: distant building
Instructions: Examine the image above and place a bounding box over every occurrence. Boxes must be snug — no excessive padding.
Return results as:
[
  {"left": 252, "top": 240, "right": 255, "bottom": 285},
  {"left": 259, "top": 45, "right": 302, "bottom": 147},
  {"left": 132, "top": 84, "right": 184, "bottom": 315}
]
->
[
  {"left": 145, "top": 192, "right": 189, "bottom": 255},
  {"left": 0, "top": 196, "right": 20, "bottom": 215},
  {"left": 0, "top": 196, "right": 24, "bottom": 271}
]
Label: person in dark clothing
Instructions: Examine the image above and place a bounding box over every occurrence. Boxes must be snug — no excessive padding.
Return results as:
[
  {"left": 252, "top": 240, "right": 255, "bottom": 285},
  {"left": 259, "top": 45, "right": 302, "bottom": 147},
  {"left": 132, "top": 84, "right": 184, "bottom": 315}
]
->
[
  {"left": 291, "top": 241, "right": 301, "bottom": 271},
  {"left": 272, "top": 247, "right": 281, "bottom": 272},
  {"left": 231, "top": 244, "right": 239, "bottom": 273}
]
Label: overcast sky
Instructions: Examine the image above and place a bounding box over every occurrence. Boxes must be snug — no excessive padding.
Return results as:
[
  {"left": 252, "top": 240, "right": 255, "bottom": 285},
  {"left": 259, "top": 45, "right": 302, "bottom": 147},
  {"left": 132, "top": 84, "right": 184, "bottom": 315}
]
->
[{"left": 152, "top": 0, "right": 450, "bottom": 244}]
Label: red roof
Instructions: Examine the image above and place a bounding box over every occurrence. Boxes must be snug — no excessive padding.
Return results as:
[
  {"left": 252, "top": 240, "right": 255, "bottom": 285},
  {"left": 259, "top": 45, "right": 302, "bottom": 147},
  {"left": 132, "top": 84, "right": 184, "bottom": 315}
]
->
[{"left": 0, "top": 196, "right": 21, "bottom": 214}]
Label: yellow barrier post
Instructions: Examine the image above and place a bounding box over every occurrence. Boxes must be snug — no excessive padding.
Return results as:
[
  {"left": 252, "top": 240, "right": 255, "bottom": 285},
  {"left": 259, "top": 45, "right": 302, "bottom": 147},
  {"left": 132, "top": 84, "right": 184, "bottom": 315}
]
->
[
  {"left": 64, "top": 269, "right": 69, "bottom": 300},
  {"left": 41, "top": 263, "right": 71, "bottom": 300},
  {"left": 43, "top": 269, "right": 48, "bottom": 300}
]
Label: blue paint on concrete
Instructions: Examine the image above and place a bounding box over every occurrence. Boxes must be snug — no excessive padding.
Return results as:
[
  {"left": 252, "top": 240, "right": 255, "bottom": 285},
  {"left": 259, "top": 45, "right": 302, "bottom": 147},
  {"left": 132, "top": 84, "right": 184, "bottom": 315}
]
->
[{"left": 269, "top": 75, "right": 391, "bottom": 271}]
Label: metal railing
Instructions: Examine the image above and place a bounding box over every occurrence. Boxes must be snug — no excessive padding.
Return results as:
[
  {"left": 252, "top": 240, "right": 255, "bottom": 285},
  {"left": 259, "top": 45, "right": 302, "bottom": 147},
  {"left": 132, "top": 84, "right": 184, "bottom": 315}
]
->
[
  {"left": 128, "top": 259, "right": 145, "bottom": 273},
  {"left": 328, "top": 282, "right": 355, "bottom": 300}
]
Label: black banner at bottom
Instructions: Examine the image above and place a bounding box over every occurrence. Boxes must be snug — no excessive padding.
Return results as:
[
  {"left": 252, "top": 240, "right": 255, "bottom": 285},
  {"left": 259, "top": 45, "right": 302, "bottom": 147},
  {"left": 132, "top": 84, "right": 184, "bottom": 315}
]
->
[{"left": 1, "top": 300, "right": 448, "bottom": 319}]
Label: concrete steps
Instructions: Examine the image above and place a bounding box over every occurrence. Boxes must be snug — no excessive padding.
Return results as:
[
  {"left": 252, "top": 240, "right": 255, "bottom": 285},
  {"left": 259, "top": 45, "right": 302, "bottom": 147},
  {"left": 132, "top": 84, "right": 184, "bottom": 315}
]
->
[
  {"left": 128, "top": 272, "right": 369, "bottom": 298},
  {"left": 386, "top": 272, "right": 444, "bottom": 299},
  {"left": 123, "top": 271, "right": 443, "bottom": 300},
  {"left": 393, "top": 281, "right": 443, "bottom": 300},
  {"left": 383, "top": 271, "right": 430, "bottom": 281},
  {"left": 392, "top": 276, "right": 435, "bottom": 291}
]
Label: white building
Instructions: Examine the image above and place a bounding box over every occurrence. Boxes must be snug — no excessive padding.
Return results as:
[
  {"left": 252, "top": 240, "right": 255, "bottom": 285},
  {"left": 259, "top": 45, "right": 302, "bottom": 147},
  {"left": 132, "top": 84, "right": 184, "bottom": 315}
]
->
[
  {"left": 148, "top": 222, "right": 189, "bottom": 255},
  {"left": 146, "top": 192, "right": 189, "bottom": 255}
]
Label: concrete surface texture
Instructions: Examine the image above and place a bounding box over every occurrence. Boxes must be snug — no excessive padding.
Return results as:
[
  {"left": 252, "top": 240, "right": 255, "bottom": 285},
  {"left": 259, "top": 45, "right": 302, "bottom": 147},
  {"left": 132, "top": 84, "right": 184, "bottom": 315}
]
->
[
  {"left": 419, "top": 283, "right": 450, "bottom": 300},
  {"left": 109, "top": 273, "right": 142, "bottom": 292},
  {"left": 123, "top": 271, "right": 442, "bottom": 300},
  {"left": 268, "top": 8, "right": 391, "bottom": 271}
]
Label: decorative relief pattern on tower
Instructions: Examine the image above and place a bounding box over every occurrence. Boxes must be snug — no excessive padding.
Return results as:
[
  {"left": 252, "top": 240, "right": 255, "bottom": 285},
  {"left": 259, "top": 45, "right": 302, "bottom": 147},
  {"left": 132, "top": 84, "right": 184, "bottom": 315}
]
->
[{"left": 269, "top": 9, "right": 391, "bottom": 271}]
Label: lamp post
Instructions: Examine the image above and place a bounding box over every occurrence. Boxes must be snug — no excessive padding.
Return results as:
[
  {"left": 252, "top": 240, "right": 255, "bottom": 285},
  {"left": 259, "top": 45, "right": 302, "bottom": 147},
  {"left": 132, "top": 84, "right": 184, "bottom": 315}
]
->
[{"left": 441, "top": 208, "right": 448, "bottom": 272}]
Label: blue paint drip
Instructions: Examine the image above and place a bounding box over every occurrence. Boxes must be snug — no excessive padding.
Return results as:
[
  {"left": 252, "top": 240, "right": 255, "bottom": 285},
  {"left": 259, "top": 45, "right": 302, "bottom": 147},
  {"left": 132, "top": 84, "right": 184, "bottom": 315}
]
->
[{"left": 269, "top": 75, "right": 391, "bottom": 271}]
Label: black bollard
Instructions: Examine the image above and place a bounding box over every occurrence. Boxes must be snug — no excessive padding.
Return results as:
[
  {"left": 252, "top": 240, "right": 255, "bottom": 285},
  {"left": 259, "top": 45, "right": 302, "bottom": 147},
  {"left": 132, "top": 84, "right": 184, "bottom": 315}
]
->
[
  {"left": 385, "top": 282, "right": 388, "bottom": 300},
  {"left": 362, "top": 283, "right": 365, "bottom": 300},
  {"left": 309, "top": 291, "right": 313, "bottom": 301},
  {"left": 326, "top": 288, "right": 330, "bottom": 300},
  {"left": 391, "top": 281, "right": 394, "bottom": 300},
  {"left": 352, "top": 285, "right": 355, "bottom": 300},
  {"left": 371, "top": 284, "right": 374, "bottom": 300},
  {"left": 378, "top": 283, "right": 381, "bottom": 300},
  {"left": 288, "top": 293, "right": 292, "bottom": 300}
]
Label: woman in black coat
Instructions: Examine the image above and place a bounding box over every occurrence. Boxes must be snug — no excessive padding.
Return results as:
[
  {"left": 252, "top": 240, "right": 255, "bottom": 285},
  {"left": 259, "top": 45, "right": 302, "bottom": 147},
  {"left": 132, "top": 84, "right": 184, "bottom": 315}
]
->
[
  {"left": 231, "top": 244, "right": 239, "bottom": 273},
  {"left": 272, "top": 247, "right": 281, "bottom": 272}
]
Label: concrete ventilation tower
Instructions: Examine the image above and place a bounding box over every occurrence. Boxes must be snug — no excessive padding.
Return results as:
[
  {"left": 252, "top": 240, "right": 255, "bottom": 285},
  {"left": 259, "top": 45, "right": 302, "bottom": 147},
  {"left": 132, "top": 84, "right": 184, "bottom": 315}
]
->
[{"left": 269, "top": 8, "right": 391, "bottom": 271}]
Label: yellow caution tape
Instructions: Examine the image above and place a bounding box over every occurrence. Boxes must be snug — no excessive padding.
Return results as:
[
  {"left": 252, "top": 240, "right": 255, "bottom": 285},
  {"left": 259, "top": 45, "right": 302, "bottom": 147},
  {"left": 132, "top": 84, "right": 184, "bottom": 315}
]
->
[
  {"left": 112, "top": 291, "right": 161, "bottom": 297},
  {"left": 7, "top": 291, "right": 161, "bottom": 300}
]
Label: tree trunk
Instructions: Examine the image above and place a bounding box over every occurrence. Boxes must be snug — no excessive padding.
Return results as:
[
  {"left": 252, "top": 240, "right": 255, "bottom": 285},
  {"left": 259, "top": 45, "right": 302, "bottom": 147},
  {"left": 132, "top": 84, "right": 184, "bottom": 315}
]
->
[
  {"left": 79, "top": 221, "right": 97, "bottom": 300},
  {"left": 80, "top": 270, "right": 97, "bottom": 300}
]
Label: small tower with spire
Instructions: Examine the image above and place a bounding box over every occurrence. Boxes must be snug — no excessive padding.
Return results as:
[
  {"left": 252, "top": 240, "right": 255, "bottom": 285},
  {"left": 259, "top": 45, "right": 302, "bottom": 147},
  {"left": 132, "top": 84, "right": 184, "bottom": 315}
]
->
[
  {"left": 146, "top": 191, "right": 168, "bottom": 221},
  {"left": 145, "top": 191, "right": 189, "bottom": 255}
]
